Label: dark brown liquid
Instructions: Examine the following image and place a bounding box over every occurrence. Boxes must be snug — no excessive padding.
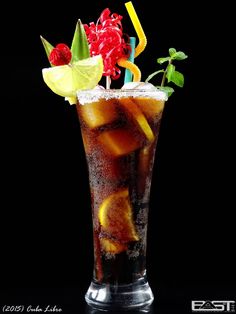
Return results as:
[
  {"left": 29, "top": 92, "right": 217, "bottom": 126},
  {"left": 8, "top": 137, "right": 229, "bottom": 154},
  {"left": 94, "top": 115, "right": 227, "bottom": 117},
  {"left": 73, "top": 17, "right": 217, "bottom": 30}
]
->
[{"left": 76, "top": 94, "right": 164, "bottom": 284}]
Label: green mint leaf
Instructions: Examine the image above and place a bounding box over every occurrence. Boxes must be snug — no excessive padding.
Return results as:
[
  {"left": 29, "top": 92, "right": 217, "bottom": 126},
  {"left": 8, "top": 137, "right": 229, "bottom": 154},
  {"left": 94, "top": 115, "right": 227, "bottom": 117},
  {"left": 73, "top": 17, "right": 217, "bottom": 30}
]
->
[
  {"left": 170, "top": 70, "right": 184, "bottom": 87},
  {"left": 71, "top": 19, "right": 90, "bottom": 62},
  {"left": 157, "top": 57, "right": 170, "bottom": 64},
  {"left": 145, "top": 69, "right": 165, "bottom": 82},
  {"left": 172, "top": 51, "right": 188, "bottom": 61},
  {"left": 40, "top": 35, "right": 54, "bottom": 66},
  {"left": 169, "top": 48, "right": 176, "bottom": 57},
  {"left": 157, "top": 85, "right": 175, "bottom": 97},
  {"left": 166, "top": 64, "right": 175, "bottom": 83}
]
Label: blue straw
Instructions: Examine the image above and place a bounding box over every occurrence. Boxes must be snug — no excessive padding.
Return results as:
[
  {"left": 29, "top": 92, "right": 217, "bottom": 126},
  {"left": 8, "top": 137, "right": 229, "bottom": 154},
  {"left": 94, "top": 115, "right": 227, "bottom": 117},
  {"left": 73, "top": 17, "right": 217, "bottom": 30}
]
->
[{"left": 124, "top": 37, "right": 136, "bottom": 83}]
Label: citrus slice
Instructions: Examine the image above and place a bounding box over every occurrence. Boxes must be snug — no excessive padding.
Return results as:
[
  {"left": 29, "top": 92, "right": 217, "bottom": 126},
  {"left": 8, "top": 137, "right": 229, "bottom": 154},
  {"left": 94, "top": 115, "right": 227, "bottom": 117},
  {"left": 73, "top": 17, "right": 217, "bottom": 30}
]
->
[
  {"left": 98, "top": 188, "right": 139, "bottom": 242},
  {"left": 118, "top": 98, "right": 154, "bottom": 142},
  {"left": 100, "top": 237, "right": 127, "bottom": 254},
  {"left": 42, "top": 55, "right": 103, "bottom": 103}
]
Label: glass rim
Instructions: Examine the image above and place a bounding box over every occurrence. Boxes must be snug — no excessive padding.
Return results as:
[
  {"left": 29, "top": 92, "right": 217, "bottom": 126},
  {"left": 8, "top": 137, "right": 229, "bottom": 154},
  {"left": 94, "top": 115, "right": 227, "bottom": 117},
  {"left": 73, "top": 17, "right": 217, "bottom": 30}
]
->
[{"left": 77, "top": 88, "right": 168, "bottom": 105}]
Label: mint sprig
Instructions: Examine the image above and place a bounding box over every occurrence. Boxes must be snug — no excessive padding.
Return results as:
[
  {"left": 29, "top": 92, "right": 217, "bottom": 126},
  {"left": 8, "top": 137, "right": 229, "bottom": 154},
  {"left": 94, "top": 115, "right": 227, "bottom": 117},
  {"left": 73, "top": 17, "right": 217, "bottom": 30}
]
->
[{"left": 146, "top": 48, "right": 188, "bottom": 97}]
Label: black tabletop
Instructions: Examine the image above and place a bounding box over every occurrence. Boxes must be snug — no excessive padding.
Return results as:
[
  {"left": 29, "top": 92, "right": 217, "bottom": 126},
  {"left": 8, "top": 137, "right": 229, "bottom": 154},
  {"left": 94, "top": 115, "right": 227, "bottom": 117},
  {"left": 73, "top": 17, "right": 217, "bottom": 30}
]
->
[{"left": 1, "top": 283, "right": 236, "bottom": 314}]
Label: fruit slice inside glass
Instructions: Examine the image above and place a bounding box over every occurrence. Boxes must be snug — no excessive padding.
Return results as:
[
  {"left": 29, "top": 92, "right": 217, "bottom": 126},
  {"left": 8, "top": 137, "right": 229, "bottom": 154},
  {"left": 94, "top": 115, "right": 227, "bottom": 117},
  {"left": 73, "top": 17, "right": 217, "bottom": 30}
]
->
[
  {"left": 98, "top": 188, "right": 139, "bottom": 242},
  {"left": 76, "top": 88, "right": 167, "bottom": 311}
]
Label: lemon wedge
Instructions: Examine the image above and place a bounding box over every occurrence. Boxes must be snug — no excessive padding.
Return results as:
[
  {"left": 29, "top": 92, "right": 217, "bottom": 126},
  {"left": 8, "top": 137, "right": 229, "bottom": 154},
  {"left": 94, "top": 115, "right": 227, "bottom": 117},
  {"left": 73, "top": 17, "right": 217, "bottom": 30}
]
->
[
  {"left": 118, "top": 98, "right": 154, "bottom": 142},
  {"left": 100, "top": 238, "right": 127, "bottom": 254},
  {"left": 42, "top": 55, "right": 103, "bottom": 104},
  {"left": 98, "top": 188, "right": 139, "bottom": 243}
]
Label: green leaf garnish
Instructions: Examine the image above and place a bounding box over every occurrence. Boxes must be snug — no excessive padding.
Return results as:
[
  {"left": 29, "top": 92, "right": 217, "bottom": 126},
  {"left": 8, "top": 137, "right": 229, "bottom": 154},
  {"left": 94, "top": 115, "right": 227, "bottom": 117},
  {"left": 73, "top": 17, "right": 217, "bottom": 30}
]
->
[
  {"left": 166, "top": 64, "right": 175, "bottom": 83},
  {"left": 157, "top": 57, "right": 170, "bottom": 64},
  {"left": 171, "top": 51, "right": 188, "bottom": 61},
  {"left": 40, "top": 35, "right": 54, "bottom": 66},
  {"left": 169, "top": 70, "right": 184, "bottom": 87},
  {"left": 169, "top": 48, "right": 176, "bottom": 56},
  {"left": 145, "top": 69, "right": 164, "bottom": 83},
  {"left": 146, "top": 47, "right": 188, "bottom": 97},
  {"left": 157, "top": 86, "right": 175, "bottom": 97},
  {"left": 71, "top": 19, "right": 90, "bottom": 62}
]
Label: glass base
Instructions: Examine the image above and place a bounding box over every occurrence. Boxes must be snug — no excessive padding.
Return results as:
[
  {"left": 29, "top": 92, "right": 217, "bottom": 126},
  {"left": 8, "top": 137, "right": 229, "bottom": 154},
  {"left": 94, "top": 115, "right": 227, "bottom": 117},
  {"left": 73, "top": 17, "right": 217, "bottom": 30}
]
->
[{"left": 85, "top": 277, "right": 154, "bottom": 311}]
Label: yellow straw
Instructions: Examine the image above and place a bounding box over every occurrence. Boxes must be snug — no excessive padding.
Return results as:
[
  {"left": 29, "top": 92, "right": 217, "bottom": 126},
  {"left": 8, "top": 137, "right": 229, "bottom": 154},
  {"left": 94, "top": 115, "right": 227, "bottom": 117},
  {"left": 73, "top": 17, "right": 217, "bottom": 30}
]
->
[
  {"left": 125, "top": 1, "right": 147, "bottom": 58},
  {"left": 117, "top": 58, "right": 141, "bottom": 82}
]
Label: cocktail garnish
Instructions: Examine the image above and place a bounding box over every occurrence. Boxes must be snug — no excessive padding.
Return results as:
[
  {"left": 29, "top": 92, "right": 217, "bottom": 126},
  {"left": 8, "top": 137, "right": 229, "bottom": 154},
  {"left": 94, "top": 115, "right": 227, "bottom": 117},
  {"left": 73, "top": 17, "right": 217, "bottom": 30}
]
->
[
  {"left": 41, "top": 21, "right": 103, "bottom": 104},
  {"left": 42, "top": 55, "right": 103, "bottom": 101},
  {"left": 124, "top": 36, "right": 136, "bottom": 83},
  {"left": 40, "top": 36, "right": 54, "bottom": 66},
  {"left": 71, "top": 19, "right": 90, "bottom": 62},
  {"left": 116, "top": 1, "right": 147, "bottom": 83},
  {"left": 145, "top": 48, "right": 188, "bottom": 97},
  {"left": 84, "top": 8, "right": 131, "bottom": 80},
  {"left": 125, "top": 1, "right": 147, "bottom": 58},
  {"left": 117, "top": 57, "right": 141, "bottom": 82},
  {"left": 49, "top": 43, "right": 72, "bottom": 66}
]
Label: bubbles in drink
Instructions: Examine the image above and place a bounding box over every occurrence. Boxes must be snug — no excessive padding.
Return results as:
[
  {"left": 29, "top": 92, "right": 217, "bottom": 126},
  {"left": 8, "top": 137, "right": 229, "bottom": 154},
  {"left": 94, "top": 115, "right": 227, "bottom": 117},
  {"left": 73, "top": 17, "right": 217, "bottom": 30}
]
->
[
  {"left": 78, "top": 98, "right": 118, "bottom": 129},
  {"left": 76, "top": 89, "right": 166, "bottom": 283},
  {"left": 118, "top": 98, "right": 155, "bottom": 142},
  {"left": 98, "top": 128, "right": 142, "bottom": 157}
]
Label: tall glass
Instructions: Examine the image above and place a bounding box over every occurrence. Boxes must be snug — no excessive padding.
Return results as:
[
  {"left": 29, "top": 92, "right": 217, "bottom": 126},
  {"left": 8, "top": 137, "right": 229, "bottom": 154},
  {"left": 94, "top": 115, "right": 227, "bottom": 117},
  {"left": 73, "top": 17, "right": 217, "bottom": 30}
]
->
[{"left": 76, "top": 88, "right": 167, "bottom": 311}]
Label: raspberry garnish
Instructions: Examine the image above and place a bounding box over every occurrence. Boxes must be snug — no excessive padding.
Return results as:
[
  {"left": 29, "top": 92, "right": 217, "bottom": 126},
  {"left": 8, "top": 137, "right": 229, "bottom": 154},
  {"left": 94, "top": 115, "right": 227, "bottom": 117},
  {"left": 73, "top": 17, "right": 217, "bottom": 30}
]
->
[
  {"left": 84, "top": 8, "right": 131, "bottom": 80},
  {"left": 49, "top": 43, "right": 72, "bottom": 66}
]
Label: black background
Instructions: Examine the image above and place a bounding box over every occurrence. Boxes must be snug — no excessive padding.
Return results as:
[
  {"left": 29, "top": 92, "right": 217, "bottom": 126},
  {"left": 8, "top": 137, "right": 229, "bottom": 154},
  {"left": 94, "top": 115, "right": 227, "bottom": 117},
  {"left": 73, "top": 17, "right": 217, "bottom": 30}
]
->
[{"left": 1, "top": 0, "right": 235, "bottom": 313}]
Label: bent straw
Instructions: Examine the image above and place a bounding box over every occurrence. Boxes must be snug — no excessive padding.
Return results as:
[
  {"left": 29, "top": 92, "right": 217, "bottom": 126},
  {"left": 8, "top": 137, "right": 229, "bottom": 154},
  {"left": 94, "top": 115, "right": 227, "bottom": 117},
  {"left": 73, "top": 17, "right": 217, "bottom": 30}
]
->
[
  {"left": 117, "top": 58, "right": 141, "bottom": 82},
  {"left": 125, "top": 1, "right": 147, "bottom": 58},
  {"left": 124, "top": 37, "right": 136, "bottom": 83}
]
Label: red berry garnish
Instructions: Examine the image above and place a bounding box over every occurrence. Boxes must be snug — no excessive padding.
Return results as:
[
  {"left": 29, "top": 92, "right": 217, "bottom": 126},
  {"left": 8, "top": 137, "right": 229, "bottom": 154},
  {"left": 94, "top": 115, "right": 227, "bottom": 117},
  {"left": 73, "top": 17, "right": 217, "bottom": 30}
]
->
[
  {"left": 49, "top": 43, "right": 72, "bottom": 66},
  {"left": 84, "top": 8, "right": 131, "bottom": 80}
]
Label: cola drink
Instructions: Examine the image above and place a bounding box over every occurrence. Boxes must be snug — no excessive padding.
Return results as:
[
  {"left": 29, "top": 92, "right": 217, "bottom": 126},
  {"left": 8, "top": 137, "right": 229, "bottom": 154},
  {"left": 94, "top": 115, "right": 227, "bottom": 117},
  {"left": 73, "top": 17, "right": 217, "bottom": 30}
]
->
[{"left": 76, "top": 88, "right": 167, "bottom": 310}]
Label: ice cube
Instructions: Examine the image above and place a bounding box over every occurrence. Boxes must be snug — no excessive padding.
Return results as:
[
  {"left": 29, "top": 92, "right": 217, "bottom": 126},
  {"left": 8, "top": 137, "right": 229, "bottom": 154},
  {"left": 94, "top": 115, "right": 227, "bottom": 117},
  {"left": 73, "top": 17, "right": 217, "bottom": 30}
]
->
[
  {"left": 122, "top": 82, "right": 157, "bottom": 90},
  {"left": 134, "top": 98, "right": 165, "bottom": 119},
  {"left": 77, "top": 99, "right": 118, "bottom": 129},
  {"left": 98, "top": 128, "right": 142, "bottom": 157}
]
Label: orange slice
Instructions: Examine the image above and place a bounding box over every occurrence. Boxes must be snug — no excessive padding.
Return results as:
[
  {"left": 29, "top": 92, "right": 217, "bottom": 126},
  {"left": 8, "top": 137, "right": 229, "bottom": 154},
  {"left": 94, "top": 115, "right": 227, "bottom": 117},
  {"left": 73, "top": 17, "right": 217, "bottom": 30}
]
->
[
  {"left": 118, "top": 98, "right": 154, "bottom": 142},
  {"left": 100, "top": 237, "right": 127, "bottom": 254},
  {"left": 98, "top": 128, "right": 141, "bottom": 157},
  {"left": 98, "top": 188, "right": 139, "bottom": 242}
]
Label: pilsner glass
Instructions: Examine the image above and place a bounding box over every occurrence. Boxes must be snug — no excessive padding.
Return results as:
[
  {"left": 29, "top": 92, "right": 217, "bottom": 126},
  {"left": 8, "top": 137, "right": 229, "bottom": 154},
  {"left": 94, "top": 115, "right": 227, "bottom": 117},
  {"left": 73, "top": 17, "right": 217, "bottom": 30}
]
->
[{"left": 76, "top": 88, "right": 167, "bottom": 311}]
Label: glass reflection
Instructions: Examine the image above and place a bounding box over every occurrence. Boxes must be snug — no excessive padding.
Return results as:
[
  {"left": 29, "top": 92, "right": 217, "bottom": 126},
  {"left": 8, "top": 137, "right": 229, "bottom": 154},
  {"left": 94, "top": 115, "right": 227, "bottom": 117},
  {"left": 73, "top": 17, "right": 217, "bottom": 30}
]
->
[{"left": 85, "top": 304, "right": 154, "bottom": 314}]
